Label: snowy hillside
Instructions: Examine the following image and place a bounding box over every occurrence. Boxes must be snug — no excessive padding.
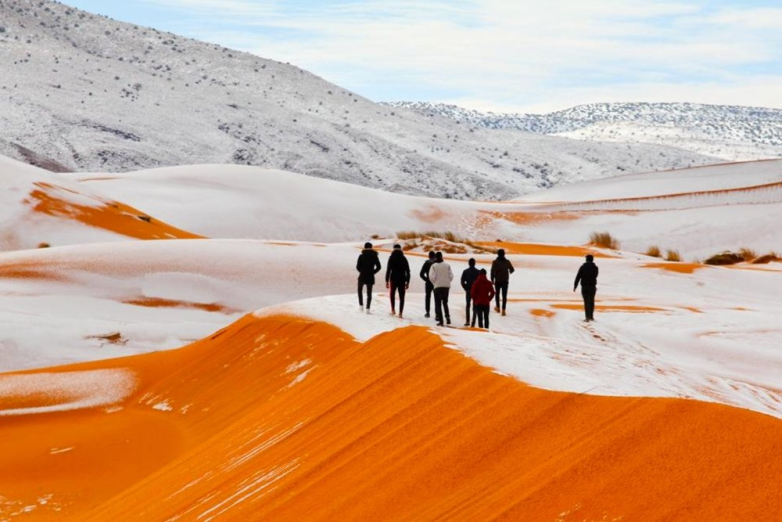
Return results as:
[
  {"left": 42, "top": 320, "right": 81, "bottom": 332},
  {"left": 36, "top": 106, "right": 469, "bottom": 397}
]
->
[
  {"left": 388, "top": 101, "right": 782, "bottom": 161},
  {"left": 0, "top": 0, "right": 717, "bottom": 200}
]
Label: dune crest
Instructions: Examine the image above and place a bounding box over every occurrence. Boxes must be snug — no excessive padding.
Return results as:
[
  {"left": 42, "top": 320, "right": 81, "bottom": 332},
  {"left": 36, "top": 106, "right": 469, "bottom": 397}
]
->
[{"left": 2, "top": 315, "right": 781, "bottom": 521}]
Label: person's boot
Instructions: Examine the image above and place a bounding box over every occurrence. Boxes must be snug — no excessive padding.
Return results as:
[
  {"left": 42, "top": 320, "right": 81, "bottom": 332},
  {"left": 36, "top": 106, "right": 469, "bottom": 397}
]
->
[
  {"left": 494, "top": 306, "right": 500, "bottom": 313},
  {"left": 501, "top": 309, "right": 506, "bottom": 316},
  {"left": 390, "top": 309, "right": 396, "bottom": 316},
  {"left": 425, "top": 312, "right": 430, "bottom": 318}
]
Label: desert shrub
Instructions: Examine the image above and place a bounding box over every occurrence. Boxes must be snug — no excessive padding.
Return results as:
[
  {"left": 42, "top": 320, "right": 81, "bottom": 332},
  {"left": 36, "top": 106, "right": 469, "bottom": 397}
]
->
[
  {"left": 738, "top": 247, "right": 757, "bottom": 262},
  {"left": 589, "top": 231, "right": 620, "bottom": 250},
  {"left": 440, "top": 244, "right": 468, "bottom": 254},
  {"left": 645, "top": 245, "right": 661, "bottom": 258},
  {"left": 751, "top": 252, "right": 780, "bottom": 264},
  {"left": 704, "top": 251, "right": 745, "bottom": 266},
  {"left": 396, "top": 231, "right": 419, "bottom": 240},
  {"left": 37, "top": 242, "right": 50, "bottom": 248},
  {"left": 397, "top": 231, "right": 466, "bottom": 242},
  {"left": 665, "top": 250, "right": 681, "bottom": 262}
]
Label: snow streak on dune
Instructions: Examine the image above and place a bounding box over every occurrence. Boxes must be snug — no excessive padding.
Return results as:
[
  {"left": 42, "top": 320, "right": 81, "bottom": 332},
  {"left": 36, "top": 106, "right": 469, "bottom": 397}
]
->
[{"left": 2, "top": 314, "right": 781, "bottom": 521}]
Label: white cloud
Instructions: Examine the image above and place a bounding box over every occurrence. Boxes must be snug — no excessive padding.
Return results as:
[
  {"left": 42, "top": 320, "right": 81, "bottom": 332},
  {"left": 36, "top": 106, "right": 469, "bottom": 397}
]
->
[{"left": 138, "top": 0, "right": 782, "bottom": 111}]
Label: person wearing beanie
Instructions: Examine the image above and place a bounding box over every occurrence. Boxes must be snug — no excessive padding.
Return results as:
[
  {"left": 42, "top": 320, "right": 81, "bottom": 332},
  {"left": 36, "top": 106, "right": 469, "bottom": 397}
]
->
[
  {"left": 428, "top": 251, "right": 453, "bottom": 326},
  {"left": 356, "top": 242, "right": 381, "bottom": 312},
  {"left": 490, "top": 248, "right": 515, "bottom": 316},
  {"left": 470, "top": 269, "right": 495, "bottom": 329},
  {"left": 385, "top": 244, "right": 411, "bottom": 318},
  {"left": 460, "top": 258, "right": 480, "bottom": 326},
  {"left": 574, "top": 254, "right": 599, "bottom": 322},
  {"left": 419, "top": 250, "right": 437, "bottom": 318}
]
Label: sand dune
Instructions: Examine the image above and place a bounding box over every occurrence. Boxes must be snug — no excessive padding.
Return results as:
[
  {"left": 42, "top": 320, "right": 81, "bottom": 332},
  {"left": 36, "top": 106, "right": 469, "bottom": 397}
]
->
[
  {"left": 2, "top": 314, "right": 781, "bottom": 521},
  {"left": 1, "top": 154, "right": 781, "bottom": 520}
]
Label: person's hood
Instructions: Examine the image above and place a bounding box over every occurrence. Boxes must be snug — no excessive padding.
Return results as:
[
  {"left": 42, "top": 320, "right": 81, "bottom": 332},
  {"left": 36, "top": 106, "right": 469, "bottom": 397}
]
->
[
  {"left": 390, "top": 249, "right": 404, "bottom": 259},
  {"left": 497, "top": 252, "right": 506, "bottom": 259},
  {"left": 362, "top": 249, "right": 377, "bottom": 256},
  {"left": 475, "top": 273, "right": 488, "bottom": 284}
]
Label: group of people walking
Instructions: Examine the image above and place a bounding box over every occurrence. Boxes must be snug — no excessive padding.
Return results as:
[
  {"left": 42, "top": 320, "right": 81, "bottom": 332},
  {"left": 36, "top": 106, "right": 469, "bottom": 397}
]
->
[{"left": 356, "top": 242, "right": 599, "bottom": 327}]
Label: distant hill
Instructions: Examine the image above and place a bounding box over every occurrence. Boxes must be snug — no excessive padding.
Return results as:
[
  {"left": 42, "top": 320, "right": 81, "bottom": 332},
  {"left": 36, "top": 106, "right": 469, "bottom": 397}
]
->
[
  {"left": 1, "top": 0, "right": 717, "bottom": 199},
  {"left": 385, "top": 102, "right": 782, "bottom": 161}
]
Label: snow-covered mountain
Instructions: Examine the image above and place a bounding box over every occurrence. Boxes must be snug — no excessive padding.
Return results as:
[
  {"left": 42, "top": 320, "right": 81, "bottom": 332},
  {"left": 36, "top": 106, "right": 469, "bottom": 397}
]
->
[
  {"left": 387, "top": 102, "right": 782, "bottom": 162},
  {"left": 0, "top": 0, "right": 717, "bottom": 200}
]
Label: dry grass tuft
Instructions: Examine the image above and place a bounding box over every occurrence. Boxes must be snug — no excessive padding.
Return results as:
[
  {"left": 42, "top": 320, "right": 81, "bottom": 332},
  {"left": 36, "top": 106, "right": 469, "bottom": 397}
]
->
[
  {"left": 395, "top": 231, "right": 495, "bottom": 254},
  {"left": 589, "top": 231, "right": 620, "bottom": 250},
  {"left": 751, "top": 252, "right": 780, "bottom": 264},
  {"left": 704, "top": 251, "right": 745, "bottom": 266},
  {"left": 665, "top": 250, "right": 681, "bottom": 262},
  {"left": 645, "top": 246, "right": 661, "bottom": 258},
  {"left": 37, "top": 242, "right": 51, "bottom": 249},
  {"left": 396, "top": 231, "right": 419, "bottom": 240},
  {"left": 738, "top": 247, "right": 757, "bottom": 262}
]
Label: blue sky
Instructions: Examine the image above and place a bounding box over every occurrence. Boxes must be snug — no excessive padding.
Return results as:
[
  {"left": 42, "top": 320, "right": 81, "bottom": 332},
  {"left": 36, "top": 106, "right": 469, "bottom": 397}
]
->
[{"left": 65, "top": 0, "right": 782, "bottom": 113}]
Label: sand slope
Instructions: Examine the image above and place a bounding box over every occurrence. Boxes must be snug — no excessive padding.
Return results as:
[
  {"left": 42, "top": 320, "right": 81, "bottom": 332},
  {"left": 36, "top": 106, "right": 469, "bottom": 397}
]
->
[{"left": 2, "top": 314, "right": 780, "bottom": 521}]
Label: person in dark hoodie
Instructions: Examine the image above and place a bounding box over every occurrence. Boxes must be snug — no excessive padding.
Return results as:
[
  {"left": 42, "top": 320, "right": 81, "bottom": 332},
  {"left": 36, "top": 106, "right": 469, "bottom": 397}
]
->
[
  {"left": 490, "top": 248, "right": 515, "bottom": 316},
  {"left": 470, "top": 269, "right": 495, "bottom": 329},
  {"left": 356, "top": 242, "right": 381, "bottom": 312},
  {"left": 574, "top": 254, "right": 599, "bottom": 321},
  {"left": 460, "top": 258, "right": 480, "bottom": 326},
  {"left": 419, "top": 251, "right": 437, "bottom": 318},
  {"left": 386, "top": 244, "right": 411, "bottom": 318}
]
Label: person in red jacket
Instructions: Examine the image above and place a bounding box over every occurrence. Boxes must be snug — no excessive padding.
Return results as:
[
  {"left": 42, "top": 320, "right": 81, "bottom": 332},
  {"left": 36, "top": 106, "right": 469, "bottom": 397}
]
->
[{"left": 470, "top": 269, "right": 495, "bottom": 329}]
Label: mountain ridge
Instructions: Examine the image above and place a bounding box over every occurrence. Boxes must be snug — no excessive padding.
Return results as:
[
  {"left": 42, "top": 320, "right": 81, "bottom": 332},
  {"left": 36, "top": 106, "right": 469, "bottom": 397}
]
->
[
  {"left": 385, "top": 101, "right": 782, "bottom": 161},
  {"left": 1, "top": 0, "right": 719, "bottom": 199}
]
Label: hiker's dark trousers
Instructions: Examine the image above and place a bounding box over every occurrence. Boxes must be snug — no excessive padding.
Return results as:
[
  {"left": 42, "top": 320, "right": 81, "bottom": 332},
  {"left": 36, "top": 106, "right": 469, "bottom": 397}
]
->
[
  {"left": 581, "top": 285, "right": 596, "bottom": 320},
  {"left": 358, "top": 281, "right": 374, "bottom": 309},
  {"left": 434, "top": 287, "right": 450, "bottom": 323},
  {"left": 424, "top": 282, "right": 434, "bottom": 314},
  {"left": 465, "top": 291, "right": 473, "bottom": 324},
  {"left": 474, "top": 305, "right": 490, "bottom": 328},
  {"left": 390, "top": 282, "right": 406, "bottom": 314},
  {"left": 495, "top": 282, "right": 509, "bottom": 310}
]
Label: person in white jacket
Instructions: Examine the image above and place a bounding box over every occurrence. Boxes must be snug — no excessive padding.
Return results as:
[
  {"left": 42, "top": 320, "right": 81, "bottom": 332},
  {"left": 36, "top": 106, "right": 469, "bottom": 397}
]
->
[{"left": 428, "top": 251, "right": 453, "bottom": 326}]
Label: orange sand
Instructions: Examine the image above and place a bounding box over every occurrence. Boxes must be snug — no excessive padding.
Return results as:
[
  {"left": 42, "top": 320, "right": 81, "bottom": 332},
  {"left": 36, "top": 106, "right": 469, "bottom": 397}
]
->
[
  {"left": 1, "top": 315, "right": 781, "bottom": 521},
  {"left": 123, "top": 297, "right": 237, "bottom": 314},
  {"left": 552, "top": 303, "right": 668, "bottom": 313},
  {"left": 482, "top": 210, "right": 582, "bottom": 226},
  {"left": 530, "top": 308, "right": 556, "bottom": 318},
  {"left": 0, "top": 263, "right": 65, "bottom": 281},
  {"left": 409, "top": 206, "right": 448, "bottom": 223},
  {"left": 564, "top": 180, "right": 782, "bottom": 207},
  {"left": 478, "top": 241, "right": 615, "bottom": 258},
  {"left": 26, "top": 182, "right": 203, "bottom": 240},
  {"left": 643, "top": 262, "right": 704, "bottom": 274}
]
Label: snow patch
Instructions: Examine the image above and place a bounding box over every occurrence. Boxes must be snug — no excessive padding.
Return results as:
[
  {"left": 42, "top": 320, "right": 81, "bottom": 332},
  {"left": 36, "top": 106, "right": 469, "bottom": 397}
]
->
[{"left": 0, "top": 369, "right": 136, "bottom": 416}]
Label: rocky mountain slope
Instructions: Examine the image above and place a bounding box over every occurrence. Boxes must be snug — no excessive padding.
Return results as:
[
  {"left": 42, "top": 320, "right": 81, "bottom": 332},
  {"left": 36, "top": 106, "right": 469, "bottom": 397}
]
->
[
  {"left": 1, "top": 0, "right": 716, "bottom": 199},
  {"left": 387, "top": 101, "right": 782, "bottom": 162}
]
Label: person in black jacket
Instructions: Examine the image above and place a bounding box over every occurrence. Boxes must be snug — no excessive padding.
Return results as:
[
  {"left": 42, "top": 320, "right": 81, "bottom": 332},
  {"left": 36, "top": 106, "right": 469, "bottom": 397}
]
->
[
  {"left": 490, "top": 248, "right": 515, "bottom": 316},
  {"left": 386, "top": 244, "right": 411, "bottom": 318},
  {"left": 356, "top": 242, "right": 381, "bottom": 312},
  {"left": 574, "top": 254, "right": 599, "bottom": 321},
  {"left": 419, "top": 251, "right": 436, "bottom": 318},
  {"left": 460, "top": 258, "right": 480, "bottom": 326}
]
